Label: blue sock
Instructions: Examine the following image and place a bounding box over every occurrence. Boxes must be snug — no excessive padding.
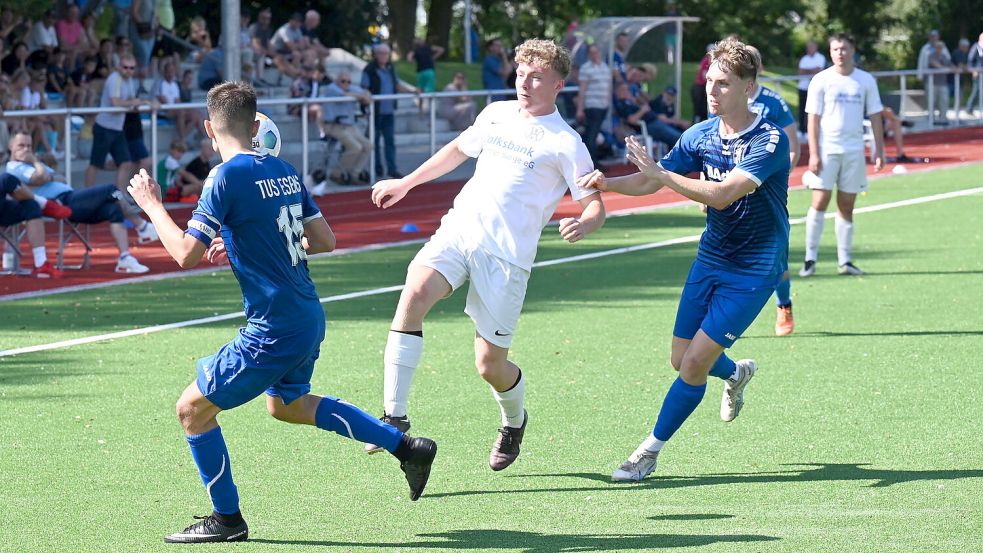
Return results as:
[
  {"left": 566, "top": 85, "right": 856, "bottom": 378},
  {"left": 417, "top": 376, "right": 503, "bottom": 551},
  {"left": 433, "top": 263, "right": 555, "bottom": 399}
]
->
[
  {"left": 186, "top": 426, "right": 239, "bottom": 515},
  {"left": 708, "top": 353, "right": 737, "bottom": 380},
  {"left": 315, "top": 396, "right": 403, "bottom": 453},
  {"left": 653, "top": 377, "right": 707, "bottom": 441},
  {"left": 775, "top": 277, "right": 792, "bottom": 307}
]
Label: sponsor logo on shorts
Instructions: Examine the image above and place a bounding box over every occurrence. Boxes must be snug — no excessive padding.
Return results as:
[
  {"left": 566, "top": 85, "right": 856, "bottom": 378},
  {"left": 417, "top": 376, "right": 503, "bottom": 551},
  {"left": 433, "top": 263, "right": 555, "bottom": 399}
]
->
[
  {"left": 202, "top": 364, "right": 212, "bottom": 382},
  {"left": 494, "top": 330, "right": 511, "bottom": 337}
]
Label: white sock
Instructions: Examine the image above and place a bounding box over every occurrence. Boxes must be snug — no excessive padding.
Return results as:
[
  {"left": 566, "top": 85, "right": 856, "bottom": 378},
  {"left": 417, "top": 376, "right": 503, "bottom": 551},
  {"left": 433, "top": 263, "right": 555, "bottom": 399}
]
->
[
  {"left": 639, "top": 433, "right": 666, "bottom": 454},
  {"left": 32, "top": 247, "right": 47, "bottom": 268},
  {"left": 835, "top": 214, "right": 854, "bottom": 266},
  {"left": 804, "top": 207, "right": 825, "bottom": 262},
  {"left": 383, "top": 331, "right": 423, "bottom": 418},
  {"left": 491, "top": 369, "right": 525, "bottom": 428},
  {"left": 33, "top": 196, "right": 48, "bottom": 209}
]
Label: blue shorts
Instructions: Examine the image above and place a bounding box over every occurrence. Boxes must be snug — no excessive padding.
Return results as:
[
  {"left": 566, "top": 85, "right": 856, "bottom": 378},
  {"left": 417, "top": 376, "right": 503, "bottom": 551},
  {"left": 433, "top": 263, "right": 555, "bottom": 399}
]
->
[
  {"left": 127, "top": 137, "right": 149, "bottom": 161},
  {"left": 0, "top": 197, "right": 41, "bottom": 225},
  {"left": 90, "top": 124, "right": 131, "bottom": 168},
  {"left": 673, "top": 261, "right": 779, "bottom": 348},
  {"left": 196, "top": 323, "right": 325, "bottom": 410}
]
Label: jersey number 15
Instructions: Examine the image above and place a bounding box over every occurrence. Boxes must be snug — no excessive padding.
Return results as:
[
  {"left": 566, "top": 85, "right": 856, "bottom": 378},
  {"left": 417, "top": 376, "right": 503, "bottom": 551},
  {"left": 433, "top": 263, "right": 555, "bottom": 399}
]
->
[{"left": 277, "top": 203, "right": 308, "bottom": 266}]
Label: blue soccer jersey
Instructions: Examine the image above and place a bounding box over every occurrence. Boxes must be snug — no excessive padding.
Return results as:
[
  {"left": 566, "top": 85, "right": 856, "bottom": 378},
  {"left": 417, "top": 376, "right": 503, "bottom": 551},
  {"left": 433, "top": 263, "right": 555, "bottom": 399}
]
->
[
  {"left": 185, "top": 152, "right": 324, "bottom": 336},
  {"left": 660, "top": 115, "right": 791, "bottom": 277},
  {"left": 748, "top": 85, "right": 795, "bottom": 129}
]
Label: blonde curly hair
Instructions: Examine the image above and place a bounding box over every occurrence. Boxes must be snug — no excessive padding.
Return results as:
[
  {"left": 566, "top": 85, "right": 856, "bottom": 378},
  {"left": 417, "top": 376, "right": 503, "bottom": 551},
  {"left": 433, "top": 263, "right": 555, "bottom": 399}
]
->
[{"left": 514, "top": 38, "right": 571, "bottom": 79}]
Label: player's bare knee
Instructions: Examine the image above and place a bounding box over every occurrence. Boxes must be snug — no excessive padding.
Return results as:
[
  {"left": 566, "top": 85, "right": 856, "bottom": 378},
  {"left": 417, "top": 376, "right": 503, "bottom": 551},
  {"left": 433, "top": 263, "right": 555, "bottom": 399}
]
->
[{"left": 670, "top": 352, "right": 683, "bottom": 372}]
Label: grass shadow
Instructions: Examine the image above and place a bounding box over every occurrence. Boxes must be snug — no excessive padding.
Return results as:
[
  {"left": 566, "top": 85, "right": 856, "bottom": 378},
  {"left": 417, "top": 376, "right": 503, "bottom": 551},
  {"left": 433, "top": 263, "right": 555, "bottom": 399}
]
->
[{"left": 251, "top": 528, "right": 779, "bottom": 551}]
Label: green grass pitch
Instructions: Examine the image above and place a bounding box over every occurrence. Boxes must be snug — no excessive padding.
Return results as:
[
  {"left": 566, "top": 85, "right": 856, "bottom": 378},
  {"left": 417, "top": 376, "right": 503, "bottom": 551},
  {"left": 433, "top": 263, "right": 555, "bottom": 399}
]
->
[{"left": 1, "top": 164, "right": 981, "bottom": 551}]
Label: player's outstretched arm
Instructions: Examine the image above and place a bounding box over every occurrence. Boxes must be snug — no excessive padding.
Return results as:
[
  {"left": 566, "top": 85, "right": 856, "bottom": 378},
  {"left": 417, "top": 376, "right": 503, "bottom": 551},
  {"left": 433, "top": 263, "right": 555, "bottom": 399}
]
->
[
  {"left": 302, "top": 217, "right": 336, "bottom": 254},
  {"left": 128, "top": 169, "right": 206, "bottom": 268},
  {"left": 576, "top": 168, "right": 662, "bottom": 197},
  {"left": 558, "top": 192, "right": 605, "bottom": 243},
  {"left": 371, "top": 136, "right": 470, "bottom": 209}
]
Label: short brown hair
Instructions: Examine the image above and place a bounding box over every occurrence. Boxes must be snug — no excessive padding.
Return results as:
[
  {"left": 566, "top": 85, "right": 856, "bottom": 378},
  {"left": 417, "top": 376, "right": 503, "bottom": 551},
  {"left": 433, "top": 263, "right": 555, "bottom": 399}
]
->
[
  {"left": 206, "top": 81, "right": 257, "bottom": 142},
  {"left": 829, "top": 33, "right": 855, "bottom": 47},
  {"left": 514, "top": 38, "right": 571, "bottom": 79},
  {"left": 708, "top": 37, "right": 758, "bottom": 81}
]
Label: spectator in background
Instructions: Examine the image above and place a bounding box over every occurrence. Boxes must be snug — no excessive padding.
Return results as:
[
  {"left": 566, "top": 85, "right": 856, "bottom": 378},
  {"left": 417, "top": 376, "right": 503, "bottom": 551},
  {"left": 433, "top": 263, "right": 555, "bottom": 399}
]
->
[
  {"left": 184, "top": 138, "right": 215, "bottom": 188},
  {"left": 0, "top": 171, "right": 64, "bottom": 278},
  {"left": 188, "top": 15, "right": 212, "bottom": 63},
  {"left": 85, "top": 53, "right": 152, "bottom": 198},
  {"left": 93, "top": 38, "right": 114, "bottom": 86},
  {"left": 2, "top": 41, "right": 29, "bottom": 76},
  {"left": 319, "top": 69, "right": 372, "bottom": 187},
  {"left": 362, "top": 42, "right": 418, "bottom": 179},
  {"left": 612, "top": 31, "right": 630, "bottom": 83},
  {"left": 951, "top": 38, "right": 971, "bottom": 104},
  {"left": 21, "top": 70, "right": 63, "bottom": 158},
  {"left": 797, "top": 40, "right": 825, "bottom": 137},
  {"left": 270, "top": 12, "right": 305, "bottom": 79},
  {"left": 408, "top": 36, "right": 444, "bottom": 96},
  {"left": 130, "top": 0, "right": 156, "bottom": 80},
  {"left": 482, "top": 38, "right": 510, "bottom": 100},
  {"left": 249, "top": 7, "right": 273, "bottom": 85},
  {"left": 45, "top": 47, "right": 72, "bottom": 101},
  {"left": 965, "top": 32, "right": 983, "bottom": 113},
  {"left": 302, "top": 10, "right": 331, "bottom": 60},
  {"left": 26, "top": 10, "right": 58, "bottom": 58},
  {"left": 154, "top": 60, "right": 195, "bottom": 143},
  {"left": 113, "top": 36, "right": 133, "bottom": 71},
  {"left": 691, "top": 43, "right": 712, "bottom": 123},
  {"left": 6, "top": 132, "right": 152, "bottom": 274},
  {"left": 157, "top": 140, "right": 202, "bottom": 202},
  {"left": 69, "top": 55, "right": 99, "bottom": 107},
  {"left": 576, "top": 44, "right": 612, "bottom": 167},
  {"left": 288, "top": 62, "right": 330, "bottom": 122},
  {"left": 917, "top": 30, "right": 947, "bottom": 82},
  {"left": 0, "top": 9, "right": 27, "bottom": 49},
  {"left": 649, "top": 86, "right": 690, "bottom": 134},
  {"left": 626, "top": 63, "right": 656, "bottom": 104},
  {"left": 437, "top": 71, "right": 476, "bottom": 131},
  {"left": 80, "top": 13, "right": 99, "bottom": 56},
  {"left": 612, "top": 81, "right": 681, "bottom": 147},
  {"left": 55, "top": 3, "right": 86, "bottom": 70},
  {"left": 156, "top": 0, "right": 175, "bottom": 34},
  {"left": 111, "top": 0, "right": 133, "bottom": 39},
  {"left": 197, "top": 46, "right": 224, "bottom": 91},
  {"left": 928, "top": 40, "right": 953, "bottom": 124},
  {"left": 150, "top": 24, "right": 181, "bottom": 81}
]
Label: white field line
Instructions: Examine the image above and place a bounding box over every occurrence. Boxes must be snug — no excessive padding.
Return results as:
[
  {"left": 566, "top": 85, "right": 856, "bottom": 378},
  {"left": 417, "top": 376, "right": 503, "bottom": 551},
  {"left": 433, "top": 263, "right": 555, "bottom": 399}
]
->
[{"left": 2, "top": 185, "right": 981, "bottom": 359}]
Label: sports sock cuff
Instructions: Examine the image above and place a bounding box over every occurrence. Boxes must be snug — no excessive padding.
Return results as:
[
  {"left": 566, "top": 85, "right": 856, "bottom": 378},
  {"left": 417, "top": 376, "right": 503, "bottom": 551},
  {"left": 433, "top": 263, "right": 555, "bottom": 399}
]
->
[
  {"left": 185, "top": 425, "right": 224, "bottom": 445},
  {"left": 501, "top": 368, "right": 523, "bottom": 393},
  {"left": 392, "top": 329, "right": 423, "bottom": 338},
  {"left": 212, "top": 510, "right": 244, "bottom": 525}
]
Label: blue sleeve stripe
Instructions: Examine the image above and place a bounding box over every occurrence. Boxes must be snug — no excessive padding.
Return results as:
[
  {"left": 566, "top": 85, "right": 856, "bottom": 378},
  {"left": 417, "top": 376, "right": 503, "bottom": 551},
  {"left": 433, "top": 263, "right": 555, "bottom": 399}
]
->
[
  {"left": 185, "top": 226, "right": 214, "bottom": 246},
  {"left": 302, "top": 212, "right": 324, "bottom": 224}
]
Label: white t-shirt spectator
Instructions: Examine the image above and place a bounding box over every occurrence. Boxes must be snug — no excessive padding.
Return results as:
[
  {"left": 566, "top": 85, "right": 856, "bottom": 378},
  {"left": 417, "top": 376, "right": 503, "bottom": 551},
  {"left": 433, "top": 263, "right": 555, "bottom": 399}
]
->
[
  {"left": 155, "top": 78, "right": 181, "bottom": 105},
  {"left": 270, "top": 23, "right": 302, "bottom": 55},
  {"left": 95, "top": 71, "right": 136, "bottom": 131},
  {"left": 20, "top": 86, "right": 41, "bottom": 109},
  {"left": 26, "top": 21, "right": 58, "bottom": 52},
  {"left": 578, "top": 60, "right": 612, "bottom": 110},
  {"left": 449, "top": 100, "right": 595, "bottom": 270},
  {"left": 805, "top": 67, "right": 883, "bottom": 154},
  {"left": 797, "top": 52, "right": 826, "bottom": 91}
]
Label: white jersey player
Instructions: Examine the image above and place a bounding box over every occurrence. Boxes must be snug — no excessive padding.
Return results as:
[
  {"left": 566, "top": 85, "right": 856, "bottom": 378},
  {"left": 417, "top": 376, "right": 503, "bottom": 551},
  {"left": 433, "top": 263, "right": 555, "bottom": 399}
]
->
[{"left": 366, "top": 38, "right": 606, "bottom": 471}]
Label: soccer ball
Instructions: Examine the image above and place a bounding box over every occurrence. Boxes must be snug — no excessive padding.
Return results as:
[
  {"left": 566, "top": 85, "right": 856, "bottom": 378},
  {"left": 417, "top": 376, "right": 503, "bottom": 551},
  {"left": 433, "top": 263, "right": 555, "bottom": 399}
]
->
[{"left": 252, "top": 112, "right": 281, "bottom": 156}]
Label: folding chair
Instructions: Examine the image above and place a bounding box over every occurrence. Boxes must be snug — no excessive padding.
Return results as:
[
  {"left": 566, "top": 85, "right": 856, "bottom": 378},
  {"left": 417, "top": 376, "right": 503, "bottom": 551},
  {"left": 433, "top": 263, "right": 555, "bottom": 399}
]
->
[{"left": 55, "top": 219, "right": 92, "bottom": 270}]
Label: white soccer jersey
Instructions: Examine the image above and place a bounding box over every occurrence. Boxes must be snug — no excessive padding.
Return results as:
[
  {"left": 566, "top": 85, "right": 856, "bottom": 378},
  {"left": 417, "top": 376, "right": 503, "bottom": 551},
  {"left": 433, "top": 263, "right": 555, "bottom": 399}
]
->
[
  {"left": 805, "top": 67, "right": 883, "bottom": 155},
  {"left": 444, "top": 100, "right": 595, "bottom": 271}
]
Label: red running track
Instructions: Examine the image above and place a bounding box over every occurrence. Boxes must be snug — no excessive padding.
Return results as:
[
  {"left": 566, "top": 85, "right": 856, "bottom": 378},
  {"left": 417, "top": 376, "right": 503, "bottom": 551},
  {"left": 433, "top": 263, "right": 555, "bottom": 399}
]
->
[{"left": 4, "top": 126, "right": 983, "bottom": 298}]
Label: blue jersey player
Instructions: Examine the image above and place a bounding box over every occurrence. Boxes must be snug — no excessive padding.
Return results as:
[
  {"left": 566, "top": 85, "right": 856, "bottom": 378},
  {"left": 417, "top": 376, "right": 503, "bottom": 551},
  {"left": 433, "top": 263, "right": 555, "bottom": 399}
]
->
[
  {"left": 126, "top": 81, "right": 437, "bottom": 543},
  {"left": 578, "top": 38, "right": 791, "bottom": 481}
]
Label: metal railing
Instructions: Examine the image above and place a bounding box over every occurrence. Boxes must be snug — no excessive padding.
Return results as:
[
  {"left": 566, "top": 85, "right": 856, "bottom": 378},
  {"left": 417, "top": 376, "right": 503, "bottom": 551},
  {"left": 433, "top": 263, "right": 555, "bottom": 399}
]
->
[
  {"left": 2, "top": 71, "right": 978, "bottom": 191},
  {"left": 759, "top": 67, "right": 983, "bottom": 126}
]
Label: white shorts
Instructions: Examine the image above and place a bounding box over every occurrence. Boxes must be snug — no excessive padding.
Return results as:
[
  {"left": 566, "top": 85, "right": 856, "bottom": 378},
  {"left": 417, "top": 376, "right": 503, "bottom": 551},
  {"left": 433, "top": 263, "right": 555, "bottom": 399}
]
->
[
  {"left": 812, "top": 151, "right": 868, "bottom": 194},
  {"left": 410, "top": 232, "right": 530, "bottom": 349}
]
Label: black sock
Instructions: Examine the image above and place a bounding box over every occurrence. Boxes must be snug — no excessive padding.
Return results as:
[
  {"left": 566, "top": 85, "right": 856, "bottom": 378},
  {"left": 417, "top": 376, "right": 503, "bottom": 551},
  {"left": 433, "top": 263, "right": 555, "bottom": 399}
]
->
[
  {"left": 213, "top": 510, "right": 245, "bottom": 527},
  {"left": 393, "top": 434, "right": 414, "bottom": 462}
]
